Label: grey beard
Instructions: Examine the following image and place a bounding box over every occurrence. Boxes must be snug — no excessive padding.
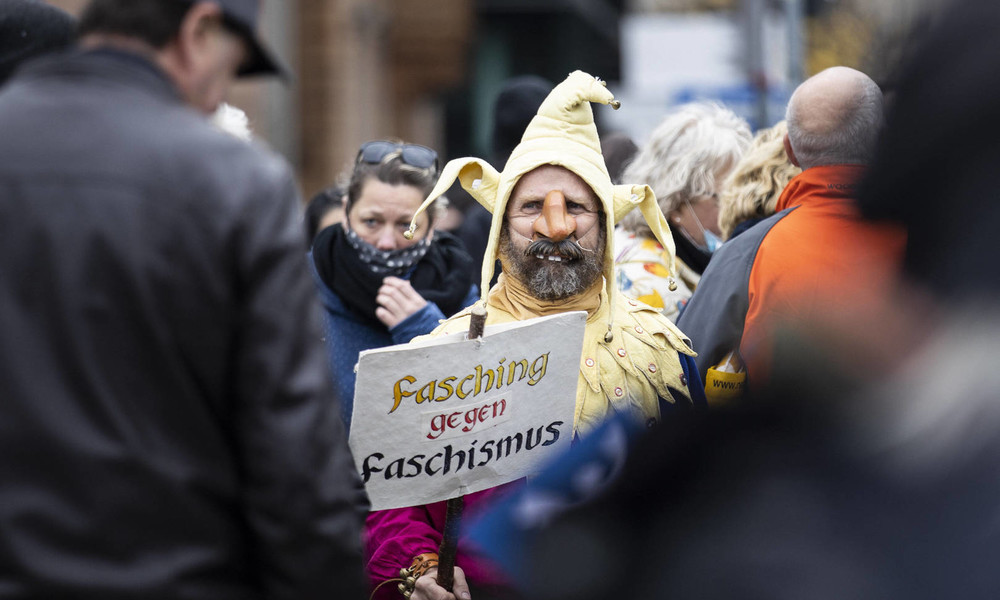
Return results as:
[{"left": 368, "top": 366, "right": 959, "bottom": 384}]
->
[
  {"left": 500, "top": 225, "right": 605, "bottom": 301},
  {"left": 524, "top": 259, "right": 602, "bottom": 300}
]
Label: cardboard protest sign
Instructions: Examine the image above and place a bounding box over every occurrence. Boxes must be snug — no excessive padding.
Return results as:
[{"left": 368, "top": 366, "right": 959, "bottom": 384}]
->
[{"left": 350, "top": 311, "right": 585, "bottom": 511}]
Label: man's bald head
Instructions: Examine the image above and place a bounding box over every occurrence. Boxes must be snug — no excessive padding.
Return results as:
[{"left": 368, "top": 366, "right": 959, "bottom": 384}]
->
[{"left": 785, "top": 66, "right": 883, "bottom": 169}]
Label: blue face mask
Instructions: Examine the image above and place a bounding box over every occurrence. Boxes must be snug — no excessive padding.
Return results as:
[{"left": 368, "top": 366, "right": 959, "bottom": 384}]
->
[
  {"left": 684, "top": 197, "right": 723, "bottom": 254},
  {"left": 702, "top": 229, "right": 723, "bottom": 253}
]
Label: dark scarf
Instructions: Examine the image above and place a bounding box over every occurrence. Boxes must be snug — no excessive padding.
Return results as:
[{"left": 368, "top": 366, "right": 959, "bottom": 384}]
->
[
  {"left": 672, "top": 226, "right": 713, "bottom": 275},
  {"left": 312, "top": 224, "right": 475, "bottom": 329}
]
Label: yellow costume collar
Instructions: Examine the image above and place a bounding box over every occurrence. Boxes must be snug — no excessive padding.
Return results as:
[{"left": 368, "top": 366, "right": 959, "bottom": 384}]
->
[{"left": 487, "top": 273, "right": 604, "bottom": 321}]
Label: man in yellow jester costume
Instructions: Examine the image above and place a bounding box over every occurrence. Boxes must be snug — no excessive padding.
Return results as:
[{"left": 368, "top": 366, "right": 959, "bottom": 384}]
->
[
  {"left": 365, "top": 71, "right": 707, "bottom": 600},
  {"left": 413, "top": 70, "right": 706, "bottom": 433}
]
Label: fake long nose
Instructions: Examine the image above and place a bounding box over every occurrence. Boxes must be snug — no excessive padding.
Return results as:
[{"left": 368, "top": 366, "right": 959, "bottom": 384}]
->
[{"left": 532, "top": 190, "right": 576, "bottom": 242}]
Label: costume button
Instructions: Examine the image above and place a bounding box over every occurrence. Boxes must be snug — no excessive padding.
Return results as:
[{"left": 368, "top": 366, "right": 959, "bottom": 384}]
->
[
  {"left": 646, "top": 418, "right": 657, "bottom": 429},
  {"left": 617, "top": 348, "right": 627, "bottom": 357},
  {"left": 648, "top": 363, "right": 657, "bottom": 373},
  {"left": 585, "top": 358, "right": 595, "bottom": 368},
  {"left": 680, "top": 373, "right": 688, "bottom": 386},
  {"left": 614, "top": 387, "right": 623, "bottom": 397},
  {"left": 634, "top": 326, "right": 644, "bottom": 334}
]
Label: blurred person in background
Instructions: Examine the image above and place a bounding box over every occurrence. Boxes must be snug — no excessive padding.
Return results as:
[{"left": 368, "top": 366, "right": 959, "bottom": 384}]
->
[
  {"left": 678, "top": 67, "right": 905, "bottom": 394},
  {"left": 679, "top": 120, "right": 800, "bottom": 404},
  {"left": 478, "top": 5, "right": 1000, "bottom": 596},
  {"left": 305, "top": 182, "right": 346, "bottom": 245},
  {"left": 0, "top": 0, "right": 75, "bottom": 86},
  {"left": 309, "top": 141, "right": 477, "bottom": 428},
  {"left": 615, "top": 102, "right": 752, "bottom": 322},
  {"left": 599, "top": 130, "right": 638, "bottom": 185},
  {"left": 717, "top": 120, "right": 800, "bottom": 241},
  {"left": 0, "top": 0, "right": 368, "bottom": 598}
]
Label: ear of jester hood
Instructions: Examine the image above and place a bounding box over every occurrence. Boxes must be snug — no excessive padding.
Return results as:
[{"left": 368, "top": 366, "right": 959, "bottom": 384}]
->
[
  {"left": 613, "top": 183, "right": 677, "bottom": 279},
  {"left": 408, "top": 158, "right": 501, "bottom": 227},
  {"left": 404, "top": 157, "right": 502, "bottom": 303}
]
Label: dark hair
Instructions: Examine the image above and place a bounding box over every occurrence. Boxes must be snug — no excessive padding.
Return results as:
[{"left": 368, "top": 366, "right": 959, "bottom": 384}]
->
[
  {"left": 600, "top": 131, "right": 639, "bottom": 185},
  {"left": 304, "top": 185, "right": 345, "bottom": 243},
  {"left": 491, "top": 75, "right": 552, "bottom": 168},
  {"left": 79, "top": 0, "right": 192, "bottom": 49},
  {"left": 346, "top": 150, "right": 441, "bottom": 225}
]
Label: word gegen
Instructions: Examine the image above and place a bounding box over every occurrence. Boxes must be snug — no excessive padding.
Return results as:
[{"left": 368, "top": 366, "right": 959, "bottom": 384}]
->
[
  {"left": 425, "top": 398, "right": 508, "bottom": 441},
  {"left": 389, "top": 352, "right": 549, "bottom": 414}
]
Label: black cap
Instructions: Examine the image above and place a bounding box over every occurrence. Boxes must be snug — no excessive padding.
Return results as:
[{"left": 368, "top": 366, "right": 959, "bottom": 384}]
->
[
  {"left": 491, "top": 75, "right": 552, "bottom": 167},
  {"left": 203, "top": 0, "right": 287, "bottom": 78},
  {"left": 0, "top": 0, "right": 75, "bottom": 85}
]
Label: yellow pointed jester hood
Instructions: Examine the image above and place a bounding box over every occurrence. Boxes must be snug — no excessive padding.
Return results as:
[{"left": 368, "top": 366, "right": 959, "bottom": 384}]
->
[{"left": 407, "top": 70, "right": 678, "bottom": 335}]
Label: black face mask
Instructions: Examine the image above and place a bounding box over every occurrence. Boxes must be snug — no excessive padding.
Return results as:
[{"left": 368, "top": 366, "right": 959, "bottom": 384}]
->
[
  {"left": 312, "top": 224, "right": 475, "bottom": 329},
  {"left": 344, "top": 227, "right": 432, "bottom": 277}
]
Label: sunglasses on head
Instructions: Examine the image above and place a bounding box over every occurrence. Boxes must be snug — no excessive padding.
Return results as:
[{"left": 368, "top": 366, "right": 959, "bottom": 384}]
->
[{"left": 356, "top": 141, "right": 440, "bottom": 173}]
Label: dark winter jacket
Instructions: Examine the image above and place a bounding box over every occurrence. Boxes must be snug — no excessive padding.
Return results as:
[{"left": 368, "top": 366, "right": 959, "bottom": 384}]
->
[
  {"left": 0, "top": 49, "right": 368, "bottom": 599},
  {"left": 311, "top": 263, "right": 477, "bottom": 428},
  {"left": 310, "top": 246, "right": 479, "bottom": 428},
  {"left": 678, "top": 166, "right": 904, "bottom": 387}
]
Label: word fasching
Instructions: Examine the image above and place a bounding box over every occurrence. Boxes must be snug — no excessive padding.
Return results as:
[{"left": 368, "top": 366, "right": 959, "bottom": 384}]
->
[
  {"left": 360, "top": 420, "right": 564, "bottom": 484},
  {"left": 389, "top": 352, "right": 549, "bottom": 414}
]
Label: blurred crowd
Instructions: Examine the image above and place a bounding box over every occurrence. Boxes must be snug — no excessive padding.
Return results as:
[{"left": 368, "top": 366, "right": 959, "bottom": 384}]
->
[{"left": 2, "top": 0, "right": 999, "bottom": 599}]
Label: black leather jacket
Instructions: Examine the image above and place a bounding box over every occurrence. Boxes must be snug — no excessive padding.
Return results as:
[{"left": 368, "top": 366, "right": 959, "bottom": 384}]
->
[{"left": 0, "top": 49, "right": 368, "bottom": 599}]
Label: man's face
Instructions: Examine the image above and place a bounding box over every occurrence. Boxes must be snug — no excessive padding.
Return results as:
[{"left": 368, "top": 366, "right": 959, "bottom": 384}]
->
[
  {"left": 500, "top": 165, "right": 606, "bottom": 300},
  {"left": 182, "top": 14, "right": 248, "bottom": 114}
]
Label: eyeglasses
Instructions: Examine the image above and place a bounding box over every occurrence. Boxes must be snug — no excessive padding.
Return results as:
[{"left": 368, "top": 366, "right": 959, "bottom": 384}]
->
[{"left": 356, "top": 141, "right": 440, "bottom": 173}]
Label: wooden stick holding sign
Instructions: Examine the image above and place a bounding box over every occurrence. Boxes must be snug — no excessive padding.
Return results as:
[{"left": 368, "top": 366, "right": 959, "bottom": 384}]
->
[{"left": 435, "top": 304, "right": 487, "bottom": 592}]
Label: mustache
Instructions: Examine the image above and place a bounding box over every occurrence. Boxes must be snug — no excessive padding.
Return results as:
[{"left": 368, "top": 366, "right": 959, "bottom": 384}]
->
[{"left": 525, "top": 238, "right": 586, "bottom": 261}]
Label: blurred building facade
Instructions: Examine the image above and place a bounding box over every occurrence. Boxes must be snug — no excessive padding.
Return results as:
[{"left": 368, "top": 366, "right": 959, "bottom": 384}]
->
[
  {"left": 44, "top": 0, "right": 622, "bottom": 199},
  {"left": 291, "top": 0, "right": 624, "bottom": 195},
  {"left": 44, "top": 0, "right": 936, "bottom": 198},
  {"left": 294, "top": 0, "right": 473, "bottom": 195},
  {"left": 47, "top": 0, "right": 475, "bottom": 197}
]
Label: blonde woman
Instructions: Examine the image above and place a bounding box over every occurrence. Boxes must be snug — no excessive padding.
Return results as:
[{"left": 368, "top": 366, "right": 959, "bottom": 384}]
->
[
  {"left": 615, "top": 102, "right": 752, "bottom": 321},
  {"left": 718, "top": 121, "right": 801, "bottom": 240}
]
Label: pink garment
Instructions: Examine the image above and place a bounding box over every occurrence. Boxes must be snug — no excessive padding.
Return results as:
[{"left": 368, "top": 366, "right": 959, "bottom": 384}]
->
[{"left": 366, "top": 482, "right": 520, "bottom": 599}]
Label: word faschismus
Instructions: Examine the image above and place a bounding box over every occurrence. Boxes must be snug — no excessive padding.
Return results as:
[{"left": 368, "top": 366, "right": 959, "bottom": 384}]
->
[{"left": 360, "top": 420, "right": 564, "bottom": 483}]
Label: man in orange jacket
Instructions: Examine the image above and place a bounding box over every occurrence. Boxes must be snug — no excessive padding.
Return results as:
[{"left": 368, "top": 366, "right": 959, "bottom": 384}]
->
[{"left": 677, "top": 66, "right": 905, "bottom": 394}]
